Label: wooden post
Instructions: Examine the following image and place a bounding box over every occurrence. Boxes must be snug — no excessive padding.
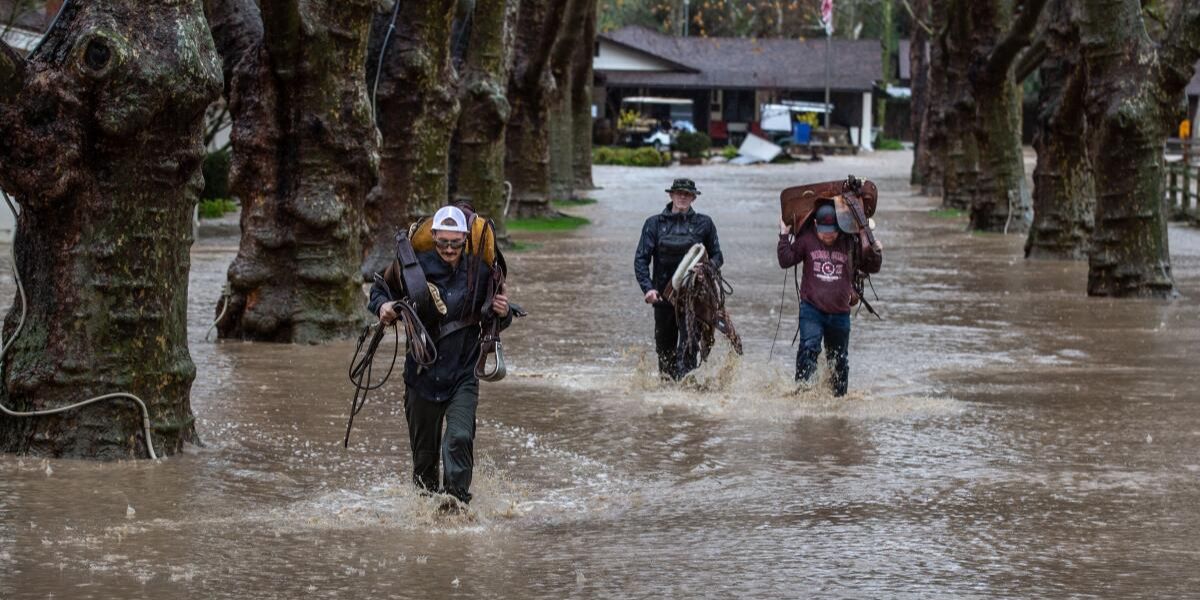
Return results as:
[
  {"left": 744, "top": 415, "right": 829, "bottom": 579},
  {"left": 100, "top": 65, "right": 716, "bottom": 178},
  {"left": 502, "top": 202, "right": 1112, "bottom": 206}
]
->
[{"left": 1167, "top": 161, "right": 1179, "bottom": 217}]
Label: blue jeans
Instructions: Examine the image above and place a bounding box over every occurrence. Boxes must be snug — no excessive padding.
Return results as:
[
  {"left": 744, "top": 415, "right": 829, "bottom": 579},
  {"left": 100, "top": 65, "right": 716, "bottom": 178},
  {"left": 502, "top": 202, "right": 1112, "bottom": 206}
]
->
[{"left": 796, "top": 302, "right": 851, "bottom": 396}]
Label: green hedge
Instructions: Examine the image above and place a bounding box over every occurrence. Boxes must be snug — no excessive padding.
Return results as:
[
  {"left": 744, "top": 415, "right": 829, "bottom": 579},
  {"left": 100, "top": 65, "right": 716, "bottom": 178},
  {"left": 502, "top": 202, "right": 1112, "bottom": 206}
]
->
[{"left": 593, "top": 146, "right": 670, "bottom": 167}]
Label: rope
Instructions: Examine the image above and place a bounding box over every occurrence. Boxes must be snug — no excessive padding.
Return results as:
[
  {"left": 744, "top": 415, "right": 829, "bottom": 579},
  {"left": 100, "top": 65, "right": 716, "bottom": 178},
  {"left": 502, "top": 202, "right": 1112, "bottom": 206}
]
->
[
  {"left": 767, "top": 267, "right": 790, "bottom": 361},
  {"left": 0, "top": 190, "right": 158, "bottom": 460},
  {"left": 676, "top": 261, "right": 739, "bottom": 360},
  {"left": 204, "top": 282, "right": 231, "bottom": 342},
  {"left": 343, "top": 275, "right": 437, "bottom": 447},
  {"left": 370, "top": 0, "right": 403, "bottom": 124}
]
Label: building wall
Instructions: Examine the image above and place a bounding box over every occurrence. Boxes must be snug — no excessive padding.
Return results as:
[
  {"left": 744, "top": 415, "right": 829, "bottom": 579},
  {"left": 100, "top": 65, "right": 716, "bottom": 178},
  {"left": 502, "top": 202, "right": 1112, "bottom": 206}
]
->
[{"left": 594, "top": 40, "right": 677, "bottom": 72}]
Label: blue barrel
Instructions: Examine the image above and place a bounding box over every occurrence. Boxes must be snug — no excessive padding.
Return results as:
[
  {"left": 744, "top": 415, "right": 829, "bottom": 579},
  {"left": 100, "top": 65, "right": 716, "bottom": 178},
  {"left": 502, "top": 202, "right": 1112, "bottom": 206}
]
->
[{"left": 793, "top": 122, "right": 812, "bottom": 144}]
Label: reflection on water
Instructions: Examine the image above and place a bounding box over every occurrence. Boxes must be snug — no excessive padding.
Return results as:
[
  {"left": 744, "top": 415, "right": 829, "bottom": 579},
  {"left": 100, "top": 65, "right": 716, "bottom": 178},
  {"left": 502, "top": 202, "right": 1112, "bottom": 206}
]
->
[{"left": 3, "top": 153, "right": 1200, "bottom": 598}]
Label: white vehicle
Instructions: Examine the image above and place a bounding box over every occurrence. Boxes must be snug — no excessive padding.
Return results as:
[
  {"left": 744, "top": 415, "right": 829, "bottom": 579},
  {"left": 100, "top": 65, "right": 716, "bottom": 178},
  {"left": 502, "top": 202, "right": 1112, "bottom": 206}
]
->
[
  {"left": 619, "top": 96, "right": 695, "bottom": 151},
  {"left": 643, "top": 129, "right": 673, "bottom": 151}
]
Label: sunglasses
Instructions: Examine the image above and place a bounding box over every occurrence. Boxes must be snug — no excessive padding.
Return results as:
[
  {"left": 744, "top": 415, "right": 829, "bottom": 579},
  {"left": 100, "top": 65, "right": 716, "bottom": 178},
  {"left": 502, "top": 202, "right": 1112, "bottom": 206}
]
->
[{"left": 434, "top": 238, "right": 466, "bottom": 249}]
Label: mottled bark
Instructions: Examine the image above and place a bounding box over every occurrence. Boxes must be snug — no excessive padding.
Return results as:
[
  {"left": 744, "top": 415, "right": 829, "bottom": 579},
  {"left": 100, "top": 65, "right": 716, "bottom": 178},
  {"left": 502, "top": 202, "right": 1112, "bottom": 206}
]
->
[
  {"left": 940, "top": 0, "right": 976, "bottom": 210},
  {"left": 917, "top": 0, "right": 948, "bottom": 196},
  {"left": 455, "top": 0, "right": 520, "bottom": 235},
  {"left": 361, "top": 0, "right": 460, "bottom": 277},
  {"left": 1080, "top": 0, "right": 1200, "bottom": 296},
  {"left": 506, "top": 0, "right": 571, "bottom": 218},
  {"left": 909, "top": 0, "right": 930, "bottom": 187},
  {"left": 209, "top": 0, "right": 379, "bottom": 342},
  {"left": 363, "top": 1, "right": 460, "bottom": 276},
  {"left": 548, "top": 0, "right": 590, "bottom": 201},
  {"left": 571, "top": 0, "right": 598, "bottom": 193},
  {"left": 0, "top": 0, "right": 221, "bottom": 458},
  {"left": 1026, "top": 0, "right": 1094, "bottom": 259},
  {"left": 964, "top": 0, "right": 1045, "bottom": 232}
]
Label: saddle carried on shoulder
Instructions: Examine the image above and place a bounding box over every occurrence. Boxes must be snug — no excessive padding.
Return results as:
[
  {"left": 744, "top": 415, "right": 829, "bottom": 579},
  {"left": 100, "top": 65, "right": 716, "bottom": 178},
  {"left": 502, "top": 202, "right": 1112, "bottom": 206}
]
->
[
  {"left": 384, "top": 207, "right": 525, "bottom": 382},
  {"left": 780, "top": 175, "right": 883, "bottom": 318}
]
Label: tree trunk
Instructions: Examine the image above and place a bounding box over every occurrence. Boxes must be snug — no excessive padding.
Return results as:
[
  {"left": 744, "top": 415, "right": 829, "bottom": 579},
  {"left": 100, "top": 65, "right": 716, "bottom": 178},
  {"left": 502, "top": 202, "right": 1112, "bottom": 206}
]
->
[
  {"left": 210, "top": 0, "right": 379, "bottom": 342},
  {"left": 548, "top": 77, "right": 574, "bottom": 200},
  {"left": 1026, "top": 0, "right": 1094, "bottom": 259},
  {"left": 361, "top": 0, "right": 460, "bottom": 278},
  {"left": 571, "top": 0, "right": 598, "bottom": 193},
  {"left": 506, "top": 0, "right": 571, "bottom": 218},
  {"left": 964, "top": 0, "right": 1045, "bottom": 233},
  {"left": 0, "top": 0, "right": 221, "bottom": 458},
  {"left": 917, "top": 0, "right": 948, "bottom": 197},
  {"left": 1080, "top": 0, "right": 1200, "bottom": 296},
  {"left": 547, "top": 0, "right": 591, "bottom": 202},
  {"left": 454, "top": 0, "right": 521, "bottom": 236},
  {"left": 909, "top": 0, "right": 930, "bottom": 187},
  {"left": 940, "top": 0, "right": 976, "bottom": 210}
]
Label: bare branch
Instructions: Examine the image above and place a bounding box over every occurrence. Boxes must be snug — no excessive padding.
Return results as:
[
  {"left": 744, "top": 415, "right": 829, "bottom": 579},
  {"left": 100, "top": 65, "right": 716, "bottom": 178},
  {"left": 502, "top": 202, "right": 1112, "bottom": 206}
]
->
[
  {"left": 985, "top": 0, "right": 1050, "bottom": 78},
  {"left": 902, "top": 0, "right": 934, "bottom": 35},
  {"left": 0, "top": 39, "right": 24, "bottom": 99},
  {"left": 1014, "top": 33, "right": 1048, "bottom": 82}
]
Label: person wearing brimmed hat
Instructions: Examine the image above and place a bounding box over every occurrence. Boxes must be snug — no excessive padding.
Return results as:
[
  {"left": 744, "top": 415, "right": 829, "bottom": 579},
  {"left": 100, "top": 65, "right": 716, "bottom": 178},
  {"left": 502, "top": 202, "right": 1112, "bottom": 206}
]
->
[
  {"left": 367, "top": 204, "right": 513, "bottom": 511},
  {"left": 634, "top": 178, "right": 724, "bottom": 380},
  {"left": 778, "top": 202, "right": 883, "bottom": 396}
]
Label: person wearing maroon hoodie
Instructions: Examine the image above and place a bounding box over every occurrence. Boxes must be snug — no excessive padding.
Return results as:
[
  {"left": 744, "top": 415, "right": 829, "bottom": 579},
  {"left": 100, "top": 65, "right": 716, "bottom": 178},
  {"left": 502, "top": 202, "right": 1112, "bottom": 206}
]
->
[{"left": 778, "top": 203, "right": 883, "bottom": 396}]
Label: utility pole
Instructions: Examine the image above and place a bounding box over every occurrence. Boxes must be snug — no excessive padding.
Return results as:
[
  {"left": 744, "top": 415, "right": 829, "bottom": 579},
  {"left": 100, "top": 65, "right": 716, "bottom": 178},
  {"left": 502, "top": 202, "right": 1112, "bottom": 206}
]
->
[
  {"left": 822, "top": 0, "right": 833, "bottom": 129},
  {"left": 683, "top": 0, "right": 689, "bottom": 37}
]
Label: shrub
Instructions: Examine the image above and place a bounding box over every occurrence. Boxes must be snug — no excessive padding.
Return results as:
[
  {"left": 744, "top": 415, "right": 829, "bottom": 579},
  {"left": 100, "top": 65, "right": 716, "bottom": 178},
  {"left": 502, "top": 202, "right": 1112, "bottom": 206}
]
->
[
  {"left": 591, "top": 146, "right": 668, "bottom": 167},
  {"left": 876, "top": 137, "right": 905, "bottom": 150},
  {"left": 674, "top": 131, "right": 712, "bottom": 158},
  {"left": 201, "top": 148, "right": 231, "bottom": 200},
  {"left": 631, "top": 147, "right": 664, "bottom": 167},
  {"left": 721, "top": 145, "right": 739, "bottom": 160},
  {"left": 198, "top": 198, "right": 238, "bottom": 219}
]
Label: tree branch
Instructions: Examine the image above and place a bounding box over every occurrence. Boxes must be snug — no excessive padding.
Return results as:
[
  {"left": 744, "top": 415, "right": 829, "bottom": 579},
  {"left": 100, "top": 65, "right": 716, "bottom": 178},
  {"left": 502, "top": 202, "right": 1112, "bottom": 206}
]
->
[
  {"left": 902, "top": 0, "right": 934, "bottom": 35},
  {"left": 522, "top": 0, "right": 570, "bottom": 90},
  {"left": 1157, "top": 0, "right": 1200, "bottom": 97},
  {"left": 1014, "top": 33, "right": 1048, "bottom": 82},
  {"left": 985, "top": 0, "right": 1050, "bottom": 78},
  {"left": 203, "top": 0, "right": 264, "bottom": 96},
  {"left": 550, "top": 0, "right": 591, "bottom": 78},
  {"left": 0, "top": 39, "right": 24, "bottom": 99}
]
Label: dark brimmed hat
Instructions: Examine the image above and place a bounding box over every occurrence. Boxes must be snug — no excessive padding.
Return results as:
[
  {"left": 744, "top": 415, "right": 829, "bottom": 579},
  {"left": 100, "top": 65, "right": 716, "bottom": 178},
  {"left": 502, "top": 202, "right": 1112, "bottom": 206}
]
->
[
  {"left": 815, "top": 203, "right": 839, "bottom": 233},
  {"left": 665, "top": 178, "right": 701, "bottom": 195}
]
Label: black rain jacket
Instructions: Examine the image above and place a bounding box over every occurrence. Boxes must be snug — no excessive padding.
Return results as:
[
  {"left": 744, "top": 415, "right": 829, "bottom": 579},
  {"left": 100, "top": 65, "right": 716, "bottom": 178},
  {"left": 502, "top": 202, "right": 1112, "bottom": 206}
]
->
[
  {"left": 634, "top": 203, "right": 723, "bottom": 295},
  {"left": 368, "top": 250, "right": 512, "bottom": 401}
]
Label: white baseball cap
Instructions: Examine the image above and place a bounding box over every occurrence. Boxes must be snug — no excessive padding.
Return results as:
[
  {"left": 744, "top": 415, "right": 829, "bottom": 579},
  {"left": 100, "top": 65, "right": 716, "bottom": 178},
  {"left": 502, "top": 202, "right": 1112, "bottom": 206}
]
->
[{"left": 431, "top": 206, "right": 469, "bottom": 233}]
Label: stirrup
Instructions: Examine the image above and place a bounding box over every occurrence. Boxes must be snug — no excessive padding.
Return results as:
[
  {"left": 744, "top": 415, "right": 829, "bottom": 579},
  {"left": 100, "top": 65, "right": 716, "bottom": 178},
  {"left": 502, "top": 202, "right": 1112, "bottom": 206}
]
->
[{"left": 476, "top": 341, "right": 506, "bottom": 382}]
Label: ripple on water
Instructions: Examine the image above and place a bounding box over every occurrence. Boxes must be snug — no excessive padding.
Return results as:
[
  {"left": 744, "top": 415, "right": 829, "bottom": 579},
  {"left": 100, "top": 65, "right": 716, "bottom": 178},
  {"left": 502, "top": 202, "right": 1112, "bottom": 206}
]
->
[{"left": 543, "top": 347, "right": 966, "bottom": 422}]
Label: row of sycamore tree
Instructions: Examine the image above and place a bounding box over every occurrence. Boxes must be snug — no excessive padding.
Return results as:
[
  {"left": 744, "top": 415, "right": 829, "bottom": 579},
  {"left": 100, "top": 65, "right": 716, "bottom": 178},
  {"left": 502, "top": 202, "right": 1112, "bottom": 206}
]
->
[
  {"left": 0, "top": 0, "right": 597, "bottom": 459},
  {"left": 908, "top": 0, "right": 1200, "bottom": 296}
]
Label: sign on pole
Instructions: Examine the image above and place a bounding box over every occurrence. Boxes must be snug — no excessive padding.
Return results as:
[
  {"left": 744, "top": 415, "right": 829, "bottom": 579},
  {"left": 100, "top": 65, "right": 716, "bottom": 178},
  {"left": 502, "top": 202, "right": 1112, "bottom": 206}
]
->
[{"left": 821, "top": 0, "right": 834, "bottom": 35}]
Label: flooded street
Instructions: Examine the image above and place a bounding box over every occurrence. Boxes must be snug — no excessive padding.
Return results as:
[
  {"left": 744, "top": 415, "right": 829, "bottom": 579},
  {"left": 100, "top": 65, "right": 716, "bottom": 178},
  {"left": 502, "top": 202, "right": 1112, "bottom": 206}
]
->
[{"left": 3, "top": 151, "right": 1200, "bottom": 598}]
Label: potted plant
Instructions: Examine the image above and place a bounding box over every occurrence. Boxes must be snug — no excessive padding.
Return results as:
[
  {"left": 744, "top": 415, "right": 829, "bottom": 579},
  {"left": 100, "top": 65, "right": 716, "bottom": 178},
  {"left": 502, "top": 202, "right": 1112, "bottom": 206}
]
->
[{"left": 675, "top": 131, "right": 711, "bottom": 165}]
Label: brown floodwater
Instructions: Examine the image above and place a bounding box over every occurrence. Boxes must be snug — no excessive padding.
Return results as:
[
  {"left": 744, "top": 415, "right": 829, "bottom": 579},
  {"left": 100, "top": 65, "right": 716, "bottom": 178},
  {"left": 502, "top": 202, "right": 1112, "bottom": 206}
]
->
[{"left": 3, "top": 152, "right": 1200, "bottom": 598}]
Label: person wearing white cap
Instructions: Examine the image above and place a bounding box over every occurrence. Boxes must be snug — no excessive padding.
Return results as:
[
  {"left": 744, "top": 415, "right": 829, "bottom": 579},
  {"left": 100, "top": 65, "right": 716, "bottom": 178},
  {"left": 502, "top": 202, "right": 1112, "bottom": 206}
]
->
[{"left": 366, "top": 204, "right": 512, "bottom": 510}]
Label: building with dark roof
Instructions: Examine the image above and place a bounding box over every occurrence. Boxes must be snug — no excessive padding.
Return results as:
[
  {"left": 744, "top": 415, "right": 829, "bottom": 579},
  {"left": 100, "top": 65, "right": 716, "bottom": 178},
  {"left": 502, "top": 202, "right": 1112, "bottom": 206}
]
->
[{"left": 594, "top": 26, "right": 883, "bottom": 149}]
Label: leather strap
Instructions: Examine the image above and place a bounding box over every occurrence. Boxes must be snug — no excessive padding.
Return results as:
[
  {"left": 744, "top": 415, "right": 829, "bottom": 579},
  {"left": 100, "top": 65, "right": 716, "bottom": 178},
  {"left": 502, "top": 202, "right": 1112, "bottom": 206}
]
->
[{"left": 394, "top": 230, "right": 438, "bottom": 325}]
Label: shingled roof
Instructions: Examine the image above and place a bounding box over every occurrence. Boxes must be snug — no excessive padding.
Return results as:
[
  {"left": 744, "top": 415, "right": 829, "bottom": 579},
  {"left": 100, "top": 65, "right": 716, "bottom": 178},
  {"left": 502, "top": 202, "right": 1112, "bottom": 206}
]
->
[{"left": 599, "top": 26, "right": 882, "bottom": 92}]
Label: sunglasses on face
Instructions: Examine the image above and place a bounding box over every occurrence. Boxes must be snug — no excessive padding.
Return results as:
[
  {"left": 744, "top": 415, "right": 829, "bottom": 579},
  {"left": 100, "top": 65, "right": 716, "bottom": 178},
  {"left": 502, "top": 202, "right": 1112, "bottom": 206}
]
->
[{"left": 434, "top": 238, "right": 466, "bottom": 249}]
